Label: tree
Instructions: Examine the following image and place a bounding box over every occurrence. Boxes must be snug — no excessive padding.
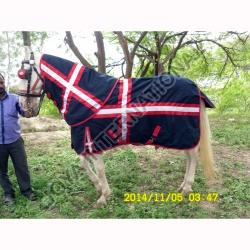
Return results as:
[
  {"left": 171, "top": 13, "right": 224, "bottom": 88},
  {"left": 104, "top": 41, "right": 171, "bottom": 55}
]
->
[
  {"left": 0, "top": 31, "right": 49, "bottom": 89},
  {"left": 0, "top": 32, "right": 23, "bottom": 90},
  {"left": 64, "top": 31, "right": 249, "bottom": 82}
]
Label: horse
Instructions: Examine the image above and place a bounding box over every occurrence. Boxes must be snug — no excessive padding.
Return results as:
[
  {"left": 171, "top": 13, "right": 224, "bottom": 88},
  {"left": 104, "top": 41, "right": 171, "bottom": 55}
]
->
[{"left": 16, "top": 47, "right": 216, "bottom": 207}]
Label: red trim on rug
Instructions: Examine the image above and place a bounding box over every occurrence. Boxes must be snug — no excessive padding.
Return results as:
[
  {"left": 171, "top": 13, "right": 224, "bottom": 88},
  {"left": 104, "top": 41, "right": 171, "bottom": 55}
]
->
[
  {"left": 70, "top": 79, "right": 120, "bottom": 127},
  {"left": 130, "top": 102, "right": 200, "bottom": 107},
  {"left": 40, "top": 59, "right": 70, "bottom": 81}
]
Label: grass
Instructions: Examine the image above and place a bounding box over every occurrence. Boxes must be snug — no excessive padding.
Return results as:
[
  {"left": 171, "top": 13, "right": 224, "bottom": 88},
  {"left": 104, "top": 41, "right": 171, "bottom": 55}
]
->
[
  {"left": 210, "top": 113, "right": 250, "bottom": 149},
  {"left": 0, "top": 114, "right": 249, "bottom": 218}
]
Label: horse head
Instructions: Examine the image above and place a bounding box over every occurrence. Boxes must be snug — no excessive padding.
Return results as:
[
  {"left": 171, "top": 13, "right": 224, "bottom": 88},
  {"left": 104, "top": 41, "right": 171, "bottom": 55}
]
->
[{"left": 16, "top": 46, "right": 45, "bottom": 117}]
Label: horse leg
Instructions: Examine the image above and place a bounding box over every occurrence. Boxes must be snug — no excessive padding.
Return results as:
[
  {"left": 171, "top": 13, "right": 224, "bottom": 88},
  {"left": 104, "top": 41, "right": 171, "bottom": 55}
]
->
[
  {"left": 94, "top": 154, "right": 111, "bottom": 201},
  {"left": 178, "top": 147, "right": 198, "bottom": 193},
  {"left": 82, "top": 154, "right": 110, "bottom": 207},
  {"left": 79, "top": 155, "right": 102, "bottom": 194},
  {"left": 177, "top": 150, "right": 191, "bottom": 192}
]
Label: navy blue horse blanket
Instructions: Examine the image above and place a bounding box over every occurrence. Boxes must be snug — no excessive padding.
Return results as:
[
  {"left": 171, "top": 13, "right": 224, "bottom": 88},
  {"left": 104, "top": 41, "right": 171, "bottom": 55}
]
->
[{"left": 40, "top": 54, "right": 215, "bottom": 155}]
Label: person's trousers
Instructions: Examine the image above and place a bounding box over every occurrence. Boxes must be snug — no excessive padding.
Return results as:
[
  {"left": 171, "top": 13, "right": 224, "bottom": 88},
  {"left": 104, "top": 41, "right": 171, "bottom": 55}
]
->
[{"left": 0, "top": 137, "right": 32, "bottom": 197}]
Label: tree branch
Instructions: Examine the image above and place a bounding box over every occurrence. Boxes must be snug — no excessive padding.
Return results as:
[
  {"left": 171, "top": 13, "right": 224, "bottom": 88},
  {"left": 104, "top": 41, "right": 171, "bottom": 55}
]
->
[
  {"left": 227, "top": 31, "right": 249, "bottom": 43},
  {"left": 121, "top": 60, "right": 126, "bottom": 78},
  {"left": 135, "top": 52, "right": 155, "bottom": 63},
  {"left": 64, "top": 31, "right": 93, "bottom": 68},
  {"left": 105, "top": 58, "right": 125, "bottom": 68},
  {"left": 130, "top": 32, "right": 147, "bottom": 59},
  {"left": 194, "top": 42, "right": 209, "bottom": 74},
  {"left": 125, "top": 35, "right": 156, "bottom": 56},
  {"left": 161, "top": 31, "right": 188, "bottom": 47},
  {"left": 114, "top": 31, "right": 133, "bottom": 77},
  {"left": 159, "top": 32, "right": 167, "bottom": 46},
  {"left": 136, "top": 57, "right": 146, "bottom": 77},
  {"left": 182, "top": 38, "right": 236, "bottom": 67},
  {"left": 219, "top": 56, "right": 229, "bottom": 77},
  {"left": 141, "top": 61, "right": 151, "bottom": 77},
  {"left": 166, "top": 32, "right": 188, "bottom": 74},
  {"left": 162, "top": 32, "right": 188, "bottom": 65},
  {"left": 114, "top": 31, "right": 131, "bottom": 64},
  {"left": 94, "top": 31, "right": 106, "bottom": 73}
]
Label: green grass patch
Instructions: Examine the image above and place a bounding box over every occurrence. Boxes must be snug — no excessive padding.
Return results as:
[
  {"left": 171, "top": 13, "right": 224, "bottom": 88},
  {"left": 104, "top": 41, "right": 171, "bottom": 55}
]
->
[
  {"left": 210, "top": 113, "right": 250, "bottom": 149},
  {"left": 0, "top": 115, "right": 249, "bottom": 218}
]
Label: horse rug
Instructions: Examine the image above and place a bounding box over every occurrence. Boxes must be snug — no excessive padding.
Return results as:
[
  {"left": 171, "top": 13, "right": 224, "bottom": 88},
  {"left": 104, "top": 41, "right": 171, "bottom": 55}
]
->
[{"left": 39, "top": 54, "right": 215, "bottom": 155}]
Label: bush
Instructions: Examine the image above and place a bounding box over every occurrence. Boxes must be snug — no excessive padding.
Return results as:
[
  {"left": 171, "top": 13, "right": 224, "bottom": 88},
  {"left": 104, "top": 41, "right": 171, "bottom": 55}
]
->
[
  {"left": 217, "top": 79, "right": 250, "bottom": 114},
  {"left": 40, "top": 96, "right": 61, "bottom": 118}
]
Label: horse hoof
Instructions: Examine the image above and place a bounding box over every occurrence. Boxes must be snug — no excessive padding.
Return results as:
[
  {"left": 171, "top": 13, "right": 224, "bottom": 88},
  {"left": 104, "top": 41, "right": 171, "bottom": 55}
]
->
[
  {"left": 177, "top": 182, "right": 185, "bottom": 192},
  {"left": 95, "top": 196, "right": 107, "bottom": 208},
  {"left": 179, "top": 186, "right": 193, "bottom": 194},
  {"left": 104, "top": 189, "right": 111, "bottom": 199}
]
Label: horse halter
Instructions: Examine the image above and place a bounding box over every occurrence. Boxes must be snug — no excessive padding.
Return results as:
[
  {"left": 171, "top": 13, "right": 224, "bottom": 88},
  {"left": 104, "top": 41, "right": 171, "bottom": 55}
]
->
[
  {"left": 17, "top": 52, "right": 46, "bottom": 115},
  {"left": 17, "top": 52, "right": 44, "bottom": 97}
]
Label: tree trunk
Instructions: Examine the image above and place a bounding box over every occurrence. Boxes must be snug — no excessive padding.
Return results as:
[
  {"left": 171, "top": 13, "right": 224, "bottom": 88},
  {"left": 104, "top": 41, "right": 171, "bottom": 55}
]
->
[
  {"left": 22, "top": 31, "right": 32, "bottom": 59},
  {"left": 22, "top": 31, "right": 31, "bottom": 47},
  {"left": 154, "top": 32, "right": 161, "bottom": 76},
  {"left": 94, "top": 31, "right": 106, "bottom": 74},
  {"left": 114, "top": 31, "right": 133, "bottom": 78}
]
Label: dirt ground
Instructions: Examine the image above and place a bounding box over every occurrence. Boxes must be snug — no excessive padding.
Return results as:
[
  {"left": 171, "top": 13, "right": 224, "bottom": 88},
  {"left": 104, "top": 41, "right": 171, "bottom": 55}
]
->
[{"left": 20, "top": 116, "right": 68, "bottom": 133}]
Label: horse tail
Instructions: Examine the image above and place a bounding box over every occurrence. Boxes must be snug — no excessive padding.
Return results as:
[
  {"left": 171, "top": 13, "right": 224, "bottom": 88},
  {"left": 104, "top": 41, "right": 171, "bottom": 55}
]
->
[{"left": 199, "top": 100, "right": 216, "bottom": 181}]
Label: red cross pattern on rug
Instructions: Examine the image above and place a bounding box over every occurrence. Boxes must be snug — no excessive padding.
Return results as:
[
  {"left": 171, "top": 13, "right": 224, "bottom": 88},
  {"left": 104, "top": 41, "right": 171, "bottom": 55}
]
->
[
  {"left": 40, "top": 61, "right": 103, "bottom": 117},
  {"left": 94, "top": 79, "right": 200, "bottom": 144}
]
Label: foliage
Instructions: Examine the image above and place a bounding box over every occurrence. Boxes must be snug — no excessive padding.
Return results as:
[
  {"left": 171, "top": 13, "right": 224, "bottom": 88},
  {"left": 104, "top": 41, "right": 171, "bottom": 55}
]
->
[
  {"left": 1, "top": 31, "right": 250, "bottom": 116},
  {"left": 217, "top": 80, "right": 250, "bottom": 113},
  {"left": 0, "top": 31, "right": 49, "bottom": 88},
  {"left": 0, "top": 32, "right": 23, "bottom": 88},
  {"left": 40, "top": 96, "right": 61, "bottom": 118}
]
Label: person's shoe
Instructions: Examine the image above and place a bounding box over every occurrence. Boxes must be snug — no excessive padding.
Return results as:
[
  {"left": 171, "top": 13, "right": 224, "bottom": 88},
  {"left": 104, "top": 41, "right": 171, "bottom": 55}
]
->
[
  {"left": 23, "top": 192, "right": 37, "bottom": 201},
  {"left": 3, "top": 195, "right": 15, "bottom": 205}
]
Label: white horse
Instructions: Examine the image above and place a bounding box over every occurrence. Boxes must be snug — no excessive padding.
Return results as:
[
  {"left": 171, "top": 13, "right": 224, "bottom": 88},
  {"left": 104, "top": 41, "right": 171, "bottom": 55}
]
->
[{"left": 16, "top": 47, "right": 216, "bottom": 207}]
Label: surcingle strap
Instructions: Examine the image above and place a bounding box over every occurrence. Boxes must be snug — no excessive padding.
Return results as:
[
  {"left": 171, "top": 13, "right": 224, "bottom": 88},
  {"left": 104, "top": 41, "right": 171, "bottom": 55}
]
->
[
  {"left": 83, "top": 127, "right": 95, "bottom": 154},
  {"left": 146, "top": 125, "right": 162, "bottom": 144}
]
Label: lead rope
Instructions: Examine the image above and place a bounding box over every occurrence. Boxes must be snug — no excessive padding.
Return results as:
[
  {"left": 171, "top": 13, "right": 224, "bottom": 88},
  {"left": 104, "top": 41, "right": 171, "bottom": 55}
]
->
[
  {"left": 24, "top": 55, "right": 33, "bottom": 116},
  {"left": 34, "top": 90, "right": 46, "bottom": 116},
  {"left": 33, "top": 65, "right": 45, "bottom": 116}
]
